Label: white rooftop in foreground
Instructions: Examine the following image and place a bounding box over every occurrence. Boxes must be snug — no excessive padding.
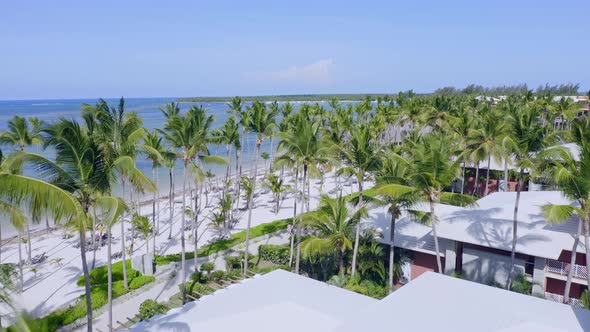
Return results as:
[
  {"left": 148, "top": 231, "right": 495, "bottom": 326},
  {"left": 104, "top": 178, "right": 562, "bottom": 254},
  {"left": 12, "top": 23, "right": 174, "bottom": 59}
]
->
[
  {"left": 338, "top": 272, "right": 590, "bottom": 332},
  {"left": 124, "top": 269, "right": 376, "bottom": 332},
  {"left": 128, "top": 270, "right": 590, "bottom": 332}
]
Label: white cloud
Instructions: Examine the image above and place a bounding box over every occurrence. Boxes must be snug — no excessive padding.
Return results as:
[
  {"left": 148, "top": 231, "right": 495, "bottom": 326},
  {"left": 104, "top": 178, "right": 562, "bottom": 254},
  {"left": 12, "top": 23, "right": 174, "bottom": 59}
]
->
[{"left": 257, "top": 59, "right": 334, "bottom": 84}]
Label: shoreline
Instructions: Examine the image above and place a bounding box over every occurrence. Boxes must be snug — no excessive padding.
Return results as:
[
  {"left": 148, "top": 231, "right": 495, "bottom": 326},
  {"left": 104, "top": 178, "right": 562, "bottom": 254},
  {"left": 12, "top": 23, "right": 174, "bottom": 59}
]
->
[{"left": 0, "top": 164, "right": 270, "bottom": 243}]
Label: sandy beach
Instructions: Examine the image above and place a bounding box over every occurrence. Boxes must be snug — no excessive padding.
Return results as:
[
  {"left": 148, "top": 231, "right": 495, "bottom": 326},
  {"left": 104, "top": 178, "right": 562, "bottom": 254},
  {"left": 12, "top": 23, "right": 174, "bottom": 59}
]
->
[{"left": 0, "top": 167, "right": 371, "bottom": 325}]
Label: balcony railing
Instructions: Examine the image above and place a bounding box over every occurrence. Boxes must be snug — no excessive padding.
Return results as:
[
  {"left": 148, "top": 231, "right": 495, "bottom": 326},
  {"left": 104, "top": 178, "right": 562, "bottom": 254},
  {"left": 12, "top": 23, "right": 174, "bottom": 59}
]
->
[
  {"left": 545, "top": 292, "right": 586, "bottom": 309},
  {"left": 546, "top": 259, "right": 588, "bottom": 280}
]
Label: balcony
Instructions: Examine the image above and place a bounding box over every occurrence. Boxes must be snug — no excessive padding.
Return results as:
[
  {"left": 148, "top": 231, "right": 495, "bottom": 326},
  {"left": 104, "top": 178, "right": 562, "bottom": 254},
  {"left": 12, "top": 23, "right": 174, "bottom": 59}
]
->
[
  {"left": 545, "top": 292, "right": 586, "bottom": 308},
  {"left": 546, "top": 259, "right": 588, "bottom": 280}
]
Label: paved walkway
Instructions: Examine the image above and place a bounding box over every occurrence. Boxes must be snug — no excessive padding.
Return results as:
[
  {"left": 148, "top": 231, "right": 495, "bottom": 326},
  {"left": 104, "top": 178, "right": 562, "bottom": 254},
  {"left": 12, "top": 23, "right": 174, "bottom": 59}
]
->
[{"left": 80, "top": 231, "right": 290, "bottom": 332}]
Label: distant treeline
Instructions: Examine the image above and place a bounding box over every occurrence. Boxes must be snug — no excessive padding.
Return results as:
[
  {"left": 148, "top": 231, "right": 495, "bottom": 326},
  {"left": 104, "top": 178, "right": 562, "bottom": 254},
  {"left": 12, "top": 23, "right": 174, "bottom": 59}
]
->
[
  {"left": 434, "top": 83, "right": 583, "bottom": 96},
  {"left": 177, "top": 94, "right": 394, "bottom": 103},
  {"left": 177, "top": 84, "right": 586, "bottom": 103}
]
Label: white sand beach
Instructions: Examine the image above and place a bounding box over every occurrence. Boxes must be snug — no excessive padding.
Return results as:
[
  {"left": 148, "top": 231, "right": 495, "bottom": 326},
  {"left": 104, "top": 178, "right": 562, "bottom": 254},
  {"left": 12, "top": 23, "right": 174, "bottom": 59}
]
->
[{"left": 0, "top": 168, "right": 371, "bottom": 326}]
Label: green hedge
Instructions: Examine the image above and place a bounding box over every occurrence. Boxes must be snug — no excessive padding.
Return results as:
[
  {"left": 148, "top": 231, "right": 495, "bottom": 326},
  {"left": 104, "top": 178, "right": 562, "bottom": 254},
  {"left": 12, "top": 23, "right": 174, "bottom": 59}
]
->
[
  {"left": 153, "top": 187, "right": 373, "bottom": 266},
  {"left": 155, "top": 218, "right": 292, "bottom": 265},
  {"left": 138, "top": 299, "right": 168, "bottom": 321},
  {"left": 258, "top": 244, "right": 290, "bottom": 265},
  {"left": 10, "top": 260, "right": 155, "bottom": 332}
]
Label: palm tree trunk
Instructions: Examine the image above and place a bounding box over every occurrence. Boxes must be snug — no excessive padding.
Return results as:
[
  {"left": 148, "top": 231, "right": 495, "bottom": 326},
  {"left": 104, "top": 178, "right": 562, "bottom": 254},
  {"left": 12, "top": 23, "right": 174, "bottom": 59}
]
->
[
  {"left": 193, "top": 183, "right": 200, "bottom": 274},
  {"left": 225, "top": 144, "right": 231, "bottom": 183},
  {"left": 26, "top": 225, "right": 32, "bottom": 264},
  {"left": 181, "top": 162, "right": 188, "bottom": 303},
  {"left": 288, "top": 164, "right": 299, "bottom": 267},
  {"left": 461, "top": 160, "right": 466, "bottom": 195},
  {"left": 430, "top": 200, "right": 443, "bottom": 273},
  {"left": 92, "top": 207, "right": 98, "bottom": 269},
  {"left": 121, "top": 179, "right": 129, "bottom": 289},
  {"left": 339, "top": 249, "right": 345, "bottom": 275},
  {"left": 484, "top": 154, "right": 491, "bottom": 196},
  {"left": 269, "top": 136, "right": 275, "bottom": 173},
  {"left": 79, "top": 228, "right": 93, "bottom": 332},
  {"left": 351, "top": 179, "right": 363, "bottom": 278},
  {"left": 473, "top": 161, "right": 480, "bottom": 195},
  {"left": 107, "top": 226, "right": 113, "bottom": 332},
  {"left": 295, "top": 164, "right": 306, "bottom": 274},
  {"left": 243, "top": 141, "right": 261, "bottom": 276},
  {"left": 152, "top": 165, "right": 157, "bottom": 257},
  {"left": 45, "top": 217, "right": 50, "bottom": 234},
  {"left": 168, "top": 167, "right": 174, "bottom": 240},
  {"left": 507, "top": 168, "right": 524, "bottom": 288},
  {"left": 129, "top": 189, "right": 135, "bottom": 253},
  {"left": 564, "top": 219, "right": 582, "bottom": 303},
  {"left": 156, "top": 166, "right": 160, "bottom": 235},
  {"left": 388, "top": 214, "right": 396, "bottom": 292},
  {"left": 504, "top": 160, "right": 509, "bottom": 192},
  {"left": 18, "top": 232, "right": 23, "bottom": 293}
]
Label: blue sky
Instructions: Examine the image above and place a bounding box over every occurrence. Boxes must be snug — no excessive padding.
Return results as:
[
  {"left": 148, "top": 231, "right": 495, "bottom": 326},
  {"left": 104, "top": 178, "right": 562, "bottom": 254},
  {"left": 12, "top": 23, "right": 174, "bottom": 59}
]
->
[{"left": 0, "top": 0, "right": 588, "bottom": 100}]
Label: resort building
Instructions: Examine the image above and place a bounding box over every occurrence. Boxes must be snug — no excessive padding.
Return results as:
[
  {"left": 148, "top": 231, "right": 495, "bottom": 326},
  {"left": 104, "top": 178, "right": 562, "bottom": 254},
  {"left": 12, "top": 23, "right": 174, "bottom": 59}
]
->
[
  {"left": 369, "top": 190, "right": 589, "bottom": 307},
  {"left": 126, "top": 270, "right": 590, "bottom": 331}
]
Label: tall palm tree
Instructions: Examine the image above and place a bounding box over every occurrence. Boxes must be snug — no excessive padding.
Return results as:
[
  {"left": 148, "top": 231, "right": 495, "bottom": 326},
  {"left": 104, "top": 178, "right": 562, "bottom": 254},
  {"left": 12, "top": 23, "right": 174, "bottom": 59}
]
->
[
  {"left": 301, "top": 194, "right": 363, "bottom": 275},
  {"left": 539, "top": 117, "right": 590, "bottom": 300},
  {"left": 337, "top": 125, "right": 383, "bottom": 277},
  {"left": 372, "top": 147, "right": 417, "bottom": 291},
  {"left": 277, "top": 117, "right": 328, "bottom": 273},
  {"left": 468, "top": 109, "right": 506, "bottom": 195},
  {"left": 162, "top": 150, "right": 177, "bottom": 240},
  {"left": 8, "top": 119, "right": 145, "bottom": 332},
  {"left": 376, "top": 133, "right": 476, "bottom": 273},
  {"left": 158, "top": 106, "right": 222, "bottom": 300},
  {"left": 242, "top": 101, "right": 276, "bottom": 275},
  {"left": 212, "top": 116, "right": 241, "bottom": 184},
  {"left": 140, "top": 130, "right": 165, "bottom": 257},
  {"left": 83, "top": 97, "right": 146, "bottom": 283},
  {"left": 0, "top": 115, "right": 42, "bottom": 263},
  {"left": 502, "top": 98, "right": 554, "bottom": 287}
]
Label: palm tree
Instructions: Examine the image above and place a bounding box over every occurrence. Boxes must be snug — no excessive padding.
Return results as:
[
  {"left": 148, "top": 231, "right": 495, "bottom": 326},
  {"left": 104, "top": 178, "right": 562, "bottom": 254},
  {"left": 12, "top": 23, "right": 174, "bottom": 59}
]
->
[
  {"left": 372, "top": 148, "right": 417, "bottom": 291},
  {"left": 0, "top": 115, "right": 41, "bottom": 263},
  {"left": 242, "top": 101, "right": 276, "bottom": 275},
  {"left": 158, "top": 105, "right": 222, "bottom": 300},
  {"left": 539, "top": 117, "right": 590, "bottom": 300},
  {"left": 212, "top": 116, "right": 241, "bottom": 184},
  {"left": 337, "top": 125, "right": 383, "bottom": 277},
  {"left": 162, "top": 150, "right": 177, "bottom": 240},
  {"left": 239, "top": 176, "right": 254, "bottom": 210},
  {"left": 7, "top": 119, "right": 145, "bottom": 332},
  {"left": 132, "top": 214, "right": 152, "bottom": 258},
  {"left": 301, "top": 194, "right": 362, "bottom": 275},
  {"left": 140, "top": 130, "right": 165, "bottom": 257},
  {"left": 376, "top": 133, "right": 476, "bottom": 273},
  {"left": 468, "top": 109, "right": 506, "bottom": 196},
  {"left": 263, "top": 173, "right": 289, "bottom": 214},
  {"left": 277, "top": 117, "right": 328, "bottom": 273},
  {"left": 502, "top": 98, "right": 554, "bottom": 287},
  {"left": 84, "top": 97, "right": 147, "bottom": 284}
]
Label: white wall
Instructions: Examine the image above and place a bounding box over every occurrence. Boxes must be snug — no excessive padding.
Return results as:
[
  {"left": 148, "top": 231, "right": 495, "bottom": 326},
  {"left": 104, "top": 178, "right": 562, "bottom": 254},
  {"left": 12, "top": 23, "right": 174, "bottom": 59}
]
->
[{"left": 461, "top": 247, "right": 525, "bottom": 285}]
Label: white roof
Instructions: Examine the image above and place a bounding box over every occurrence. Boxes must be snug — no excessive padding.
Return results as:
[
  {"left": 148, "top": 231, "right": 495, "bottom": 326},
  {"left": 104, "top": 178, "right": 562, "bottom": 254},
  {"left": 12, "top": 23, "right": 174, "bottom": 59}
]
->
[
  {"left": 337, "top": 272, "right": 590, "bottom": 332},
  {"left": 369, "top": 191, "right": 585, "bottom": 260},
  {"left": 125, "top": 269, "right": 376, "bottom": 332}
]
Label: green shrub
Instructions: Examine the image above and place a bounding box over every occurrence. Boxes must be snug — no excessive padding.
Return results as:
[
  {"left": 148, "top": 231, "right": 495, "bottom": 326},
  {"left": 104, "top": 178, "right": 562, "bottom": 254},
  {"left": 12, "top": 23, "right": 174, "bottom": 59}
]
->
[
  {"left": 11, "top": 262, "right": 155, "bottom": 332},
  {"left": 190, "top": 271, "right": 208, "bottom": 283},
  {"left": 76, "top": 260, "right": 139, "bottom": 286},
  {"left": 154, "top": 218, "right": 292, "bottom": 265},
  {"left": 130, "top": 275, "right": 156, "bottom": 290},
  {"left": 138, "top": 299, "right": 168, "bottom": 321},
  {"left": 259, "top": 244, "right": 289, "bottom": 265},
  {"left": 510, "top": 273, "right": 532, "bottom": 295},
  {"left": 210, "top": 270, "right": 225, "bottom": 282},
  {"left": 181, "top": 281, "right": 215, "bottom": 295},
  {"left": 225, "top": 256, "right": 241, "bottom": 271},
  {"left": 201, "top": 262, "right": 215, "bottom": 277}
]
